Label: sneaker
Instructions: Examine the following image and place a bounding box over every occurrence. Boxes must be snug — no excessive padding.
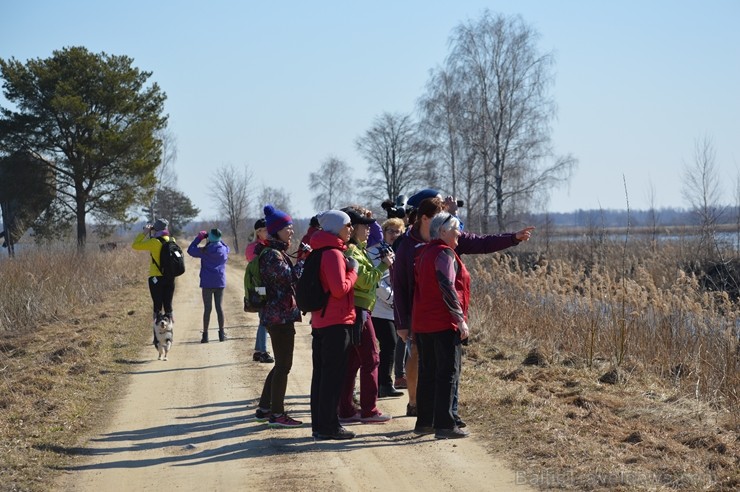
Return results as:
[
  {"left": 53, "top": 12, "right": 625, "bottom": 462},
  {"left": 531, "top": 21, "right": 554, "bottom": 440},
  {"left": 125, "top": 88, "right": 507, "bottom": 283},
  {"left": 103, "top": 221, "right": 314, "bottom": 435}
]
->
[
  {"left": 255, "top": 407, "right": 271, "bottom": 422},
  {"left": 394, "top": 376, "right": 408, "bottom": 389},
  {"left": 315, "top": 426, "right": 355, "bottom": 440},
  {"left": 338, "top": 412, "right": 361, "bottom": 424},
  {"left": 360, "top": 411, "right": 391, "bottom": 424},
  {"left": 268, "top": 413, "right": 303, "bottom": 428},
  {"left": 253, "top": 351, "right": 262, "bottom": 361},
  {"left": 406, "top": 404, "right": 417, "bottom": 417},
  {"left": 258, "top": 352, "right": 274, "bottom": 363},
  {"left": 435, "top": 426, "right": 469, "bottom": 439}
]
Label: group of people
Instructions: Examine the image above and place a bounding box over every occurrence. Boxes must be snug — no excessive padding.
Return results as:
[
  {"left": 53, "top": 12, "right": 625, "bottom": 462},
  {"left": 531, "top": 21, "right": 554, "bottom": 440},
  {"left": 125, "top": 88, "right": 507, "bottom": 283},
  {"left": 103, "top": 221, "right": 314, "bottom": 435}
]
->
[{"left": 132, "top": 189, "right": 533, "bottom": 441}]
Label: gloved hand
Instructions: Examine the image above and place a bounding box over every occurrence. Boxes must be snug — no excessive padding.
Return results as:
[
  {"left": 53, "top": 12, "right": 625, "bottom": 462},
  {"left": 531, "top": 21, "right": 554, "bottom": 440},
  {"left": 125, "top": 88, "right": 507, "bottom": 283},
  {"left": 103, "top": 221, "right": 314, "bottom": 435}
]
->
[
  {"left": 197, "top": 230, "right": 208, "bottom": 241},
  {"left": 143, "top": 223, "right": 153, "bottom": 231},
  {"left": 345, "top": 256, "right": 359, "bottom": 271}
]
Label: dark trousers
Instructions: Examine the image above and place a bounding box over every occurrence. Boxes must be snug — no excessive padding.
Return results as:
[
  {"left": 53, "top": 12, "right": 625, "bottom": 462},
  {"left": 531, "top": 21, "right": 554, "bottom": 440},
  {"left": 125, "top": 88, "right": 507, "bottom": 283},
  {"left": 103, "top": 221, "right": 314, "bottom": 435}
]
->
[
  {"left": 416, "top": 330, "right": 461, "bottom": 431},
  {"left": 394, "top": 337, "right": 408, "bottom": 378},
  {"left": 372, "top": 316, "right": 398, "bottom": 387},
  {"left": 310, "top": 324, "right": 350, "bottom": 434},
  {"left": 259, "top": 323, "right": 295, "bottom": 414},
  {"left": 202, "top": 288, "right": 224, "bottom": 331},
  {"left": 148, "top": 276, "right": 175, "bottom": 318}
]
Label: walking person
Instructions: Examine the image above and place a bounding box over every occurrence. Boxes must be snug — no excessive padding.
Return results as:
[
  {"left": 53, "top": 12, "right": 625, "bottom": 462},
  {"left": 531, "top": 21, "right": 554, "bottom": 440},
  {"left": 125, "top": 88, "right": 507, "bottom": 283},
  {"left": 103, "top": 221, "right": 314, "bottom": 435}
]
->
[
  {"left": 393, "top": 190, "right": 534, "bottom": 423},
  {"left": 254, "top": 205, "right": 303, "bottom": 428},
  {"left": 187, "top": 228, "right": 230, "bottom": 343},
  {"left": 337, "top": 206, "right": 394, "bottom": 424},
  {"left": 245, "top": 218, "right": 274, "bottom": 363},
  {"left": 368, "top": 217, "right": 406, "bottom": 398},
  {"left": 412, "top": 212, "right": 470, "bottom": 439},
  {"left": 132, "top": 218, "right": 177, "bottom": 348},
  {"left": 308, "top": 210, "right": 359, "bottom": 440}
]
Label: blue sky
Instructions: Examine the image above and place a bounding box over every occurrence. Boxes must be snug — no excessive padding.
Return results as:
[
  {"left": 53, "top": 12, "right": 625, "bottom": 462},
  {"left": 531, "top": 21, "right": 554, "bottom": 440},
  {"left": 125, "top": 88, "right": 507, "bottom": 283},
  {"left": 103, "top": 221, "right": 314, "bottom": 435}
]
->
[{"left": 2, "top": 1, "right": 739, "bottom": 221}]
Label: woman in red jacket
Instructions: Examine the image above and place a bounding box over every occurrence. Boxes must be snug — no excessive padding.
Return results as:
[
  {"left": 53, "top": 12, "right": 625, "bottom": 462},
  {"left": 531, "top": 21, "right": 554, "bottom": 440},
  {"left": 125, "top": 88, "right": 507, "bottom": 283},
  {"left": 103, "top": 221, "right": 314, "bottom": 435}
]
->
[
  {"left": 308, "top": 210, "right": 359, "bottom": 440},
  {"left": 411, "top": 212, "right": 470, "bottom": 439}
]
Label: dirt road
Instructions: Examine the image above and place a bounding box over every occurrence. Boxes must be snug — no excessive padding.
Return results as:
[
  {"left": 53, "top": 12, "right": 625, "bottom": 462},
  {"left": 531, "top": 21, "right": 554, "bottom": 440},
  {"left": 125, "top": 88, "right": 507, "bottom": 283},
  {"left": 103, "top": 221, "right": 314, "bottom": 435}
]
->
[{"left": 57, "top": 255, "right": 532, "bottom": 491}]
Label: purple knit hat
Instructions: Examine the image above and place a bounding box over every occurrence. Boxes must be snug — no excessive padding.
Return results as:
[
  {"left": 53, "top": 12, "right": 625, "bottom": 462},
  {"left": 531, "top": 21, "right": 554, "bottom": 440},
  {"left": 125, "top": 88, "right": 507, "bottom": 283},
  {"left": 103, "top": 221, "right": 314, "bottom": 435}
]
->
[{"left": 264, "top": 204, "right": 292, "bottom": 236}]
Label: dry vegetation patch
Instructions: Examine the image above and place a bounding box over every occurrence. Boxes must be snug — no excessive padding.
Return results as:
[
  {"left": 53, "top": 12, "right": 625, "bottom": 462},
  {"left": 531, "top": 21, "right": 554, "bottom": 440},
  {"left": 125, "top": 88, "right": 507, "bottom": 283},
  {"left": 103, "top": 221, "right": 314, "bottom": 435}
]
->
[
  {"left": 461, "top": 239, "right": 739, "bottom": 491},
  {"left": 0, "top": 249, "right": 151, "bottom": 492}
]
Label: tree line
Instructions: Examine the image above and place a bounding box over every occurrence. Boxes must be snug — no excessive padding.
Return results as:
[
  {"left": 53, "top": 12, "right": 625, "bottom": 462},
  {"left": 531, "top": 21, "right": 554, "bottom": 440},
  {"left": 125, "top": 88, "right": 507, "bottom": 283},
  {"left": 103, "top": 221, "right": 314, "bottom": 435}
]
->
[{"left": 1, "top": 11, "right": 731, "bottom": 256}]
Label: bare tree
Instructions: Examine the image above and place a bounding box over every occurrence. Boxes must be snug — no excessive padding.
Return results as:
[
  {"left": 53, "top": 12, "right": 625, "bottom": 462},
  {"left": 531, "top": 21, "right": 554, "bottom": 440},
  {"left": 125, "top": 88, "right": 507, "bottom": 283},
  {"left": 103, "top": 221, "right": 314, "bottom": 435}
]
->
[
  {"left": 309, "top": 156, "right": 354, "bottom": 211},
  {"left": 439, "top": 11, "right": 575, "bottom": 232},
  {"left": 211, "top": 164, "right": 253, "bottom": 252},
  {"left": 356, "top": 112, "right": 427, "bottom": 204},
  {"left": 142, "top": 128, "right": 178, "bottom": 222},
  {"left": 257, "top": 186, "right": 292, "bottom": 218},
  {"left": 682, "top": 135, "right": 723, "bottom": 255}
]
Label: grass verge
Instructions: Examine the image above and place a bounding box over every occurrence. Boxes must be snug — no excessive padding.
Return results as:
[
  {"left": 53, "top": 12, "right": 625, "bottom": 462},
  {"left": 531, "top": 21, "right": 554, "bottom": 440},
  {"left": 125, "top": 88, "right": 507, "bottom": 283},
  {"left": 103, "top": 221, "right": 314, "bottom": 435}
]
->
[{"left": 0, "top": 281, "right": 150, "bottom": 492}]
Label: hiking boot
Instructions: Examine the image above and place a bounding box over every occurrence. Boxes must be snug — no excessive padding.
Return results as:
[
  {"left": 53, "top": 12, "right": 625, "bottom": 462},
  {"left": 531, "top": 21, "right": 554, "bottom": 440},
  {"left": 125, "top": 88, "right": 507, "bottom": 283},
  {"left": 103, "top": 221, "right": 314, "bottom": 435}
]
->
[
  {"left": 252, "top": 351, "right": 262, "bottom": 361},
  {"left": 258, "top": 352, "right": 274, "bottom": 363},
  {"left": 378, "top": 385, "right": 404, "bottom": 398},
  {"left": 406, "top": 403, "right": 417, "bottom": 417},
  {"left": 268, "top": 413, "right": 303, "bottom": 428},
  {"left": 218, "top": 329, "right": 227, "bottom": 342},
  {"left": 255, "top": 407, "right": 271, "bottom": 422},
  {"left": 338, "top": 412, "right": 362, "bottom": 424},
  {"left": 200, "top": 332, "right": 208, "bottom": 343},
  {"left": 394, "top": 376, "right": 408, "bottom": 389},
  {"left": 435, "top": 426, "right": 469, "bottom": 439},
  {"left": 315, "top": 427, "right": 355, "bottom": 440},
  {"left": 361, "top": 411, "right": 391, "bottom": 424}
]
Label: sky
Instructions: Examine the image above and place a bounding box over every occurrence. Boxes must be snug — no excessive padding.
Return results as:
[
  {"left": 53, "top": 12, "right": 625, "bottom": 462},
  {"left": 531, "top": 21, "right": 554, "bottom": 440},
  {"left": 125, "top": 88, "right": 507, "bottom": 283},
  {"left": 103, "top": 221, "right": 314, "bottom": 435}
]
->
[{"left": 1, "top": 0, "right": 739, "bottom": 221}]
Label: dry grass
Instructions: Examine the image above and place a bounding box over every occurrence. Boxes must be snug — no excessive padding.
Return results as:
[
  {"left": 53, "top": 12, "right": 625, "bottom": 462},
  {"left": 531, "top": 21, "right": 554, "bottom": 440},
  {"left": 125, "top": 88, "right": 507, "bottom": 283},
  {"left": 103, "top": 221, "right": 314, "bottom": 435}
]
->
[
  {"left": 1, "top": 236, "right": 738, "bottom": 491},
  {"left": 0, "top": 248, "right": 151, "bottom": 492},
  {"left": 461, "top": 237, "right": 739, "bottom": 491}
]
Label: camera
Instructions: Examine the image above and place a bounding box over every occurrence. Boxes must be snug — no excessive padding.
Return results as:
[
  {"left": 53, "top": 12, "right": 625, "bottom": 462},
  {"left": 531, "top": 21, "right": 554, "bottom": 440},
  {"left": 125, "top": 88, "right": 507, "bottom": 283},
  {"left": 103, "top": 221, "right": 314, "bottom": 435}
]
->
[
  {"left": 456, "top": 199, "right": 464, "bottom": 207},
  {"left": 381, "top": 194, "right": 409, "bottom": 219}
]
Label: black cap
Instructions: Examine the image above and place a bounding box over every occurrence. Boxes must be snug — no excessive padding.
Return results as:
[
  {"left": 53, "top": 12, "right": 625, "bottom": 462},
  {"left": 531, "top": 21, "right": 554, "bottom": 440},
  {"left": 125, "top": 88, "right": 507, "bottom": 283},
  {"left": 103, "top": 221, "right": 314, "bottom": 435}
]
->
[
  {"left": 343, "top": 208, "right": 376, "bottom": 226},
  {"left": 254, "top": 218, "right": 266, "bottom": 230}
]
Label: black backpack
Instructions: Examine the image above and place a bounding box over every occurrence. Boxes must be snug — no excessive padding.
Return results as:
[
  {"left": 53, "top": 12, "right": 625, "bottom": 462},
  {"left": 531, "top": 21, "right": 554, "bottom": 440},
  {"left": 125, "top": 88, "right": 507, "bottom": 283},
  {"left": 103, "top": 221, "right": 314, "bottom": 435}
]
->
[
  {"left": 296, "top": 246, "right": 338, "bottom": 316},
  {"left": 153, "top": 236, "right": 186, "bottom": 279}
]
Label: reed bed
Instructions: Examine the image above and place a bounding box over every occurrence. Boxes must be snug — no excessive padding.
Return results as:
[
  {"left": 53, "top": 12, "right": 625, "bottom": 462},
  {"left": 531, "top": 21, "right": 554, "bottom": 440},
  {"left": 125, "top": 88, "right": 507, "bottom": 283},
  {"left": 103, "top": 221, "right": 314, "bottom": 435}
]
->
[{"left": 0, "top": 246, "right": 142, "bottom": 334}]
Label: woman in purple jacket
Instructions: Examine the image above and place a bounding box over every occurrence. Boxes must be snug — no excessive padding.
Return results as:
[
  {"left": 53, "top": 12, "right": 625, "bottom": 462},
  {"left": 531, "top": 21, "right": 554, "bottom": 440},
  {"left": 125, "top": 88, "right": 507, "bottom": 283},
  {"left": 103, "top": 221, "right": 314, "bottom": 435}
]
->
[{"left": 187, "top": 228, "right": 230, "bottom": 343}]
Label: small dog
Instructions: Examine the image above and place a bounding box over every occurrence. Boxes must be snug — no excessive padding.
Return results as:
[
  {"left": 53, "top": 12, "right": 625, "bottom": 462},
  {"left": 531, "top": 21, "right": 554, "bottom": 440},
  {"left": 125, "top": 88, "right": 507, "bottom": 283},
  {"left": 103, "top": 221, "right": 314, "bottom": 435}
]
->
[{"left": 154, "top": 313, "right": 174, "bottom": 361}]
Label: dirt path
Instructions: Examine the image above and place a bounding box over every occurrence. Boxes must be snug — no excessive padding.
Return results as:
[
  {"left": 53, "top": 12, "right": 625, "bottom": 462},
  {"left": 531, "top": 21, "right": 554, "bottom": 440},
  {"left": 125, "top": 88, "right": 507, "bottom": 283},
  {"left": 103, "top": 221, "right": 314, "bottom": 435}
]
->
[{"left": 56, "top": 255, "right": 532, "bottom": 491}]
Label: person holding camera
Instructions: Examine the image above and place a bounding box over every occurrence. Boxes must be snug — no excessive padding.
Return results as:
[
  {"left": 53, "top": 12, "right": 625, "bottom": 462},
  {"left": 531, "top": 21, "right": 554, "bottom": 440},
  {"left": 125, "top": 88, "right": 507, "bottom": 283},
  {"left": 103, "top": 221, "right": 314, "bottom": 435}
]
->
[
  {"left": 368, "top": 217, "right": 406, "bottom": 398},
  {"left": 187, "top": 228, "right": 230, "bottom": 343},
  {"left": 308, "top": 210, "right": 359, "bottom": 440},
  {"left": 254, "top": 205, "right": 303, "bottom": 428},
  {"left": 245, "top": 218, "right": 274, "bottom": 363},
  {"left": 132, "top": 218, "right": 177, "bottom": 348},
  {"left": 393, "top": 190, "right": 534, "bottom": 424},
  {"left": 337, "top": 206, "right": 394, "bottom": 424}
]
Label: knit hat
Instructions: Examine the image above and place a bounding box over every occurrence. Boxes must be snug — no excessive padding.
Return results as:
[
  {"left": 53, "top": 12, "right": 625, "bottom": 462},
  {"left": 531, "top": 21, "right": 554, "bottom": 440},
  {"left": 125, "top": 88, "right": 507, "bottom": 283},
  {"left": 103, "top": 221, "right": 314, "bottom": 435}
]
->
[
  {"left": 254, "top": 218, "right": 266, "bottom": 230},
  {"left": 208, "top": 228, "right": 222, "bottom": 242},
  {"left": 264, "top": 204, "right": 292, "bottom": 236},
  {"left": 407, "top": 189, "right": 441, "bottom": 208},
  {"left": 153, "top": 218, "right": 169, "bottom": 231},
  {"left": 317, "top": 210, "right": 350, "bottom": 236}
]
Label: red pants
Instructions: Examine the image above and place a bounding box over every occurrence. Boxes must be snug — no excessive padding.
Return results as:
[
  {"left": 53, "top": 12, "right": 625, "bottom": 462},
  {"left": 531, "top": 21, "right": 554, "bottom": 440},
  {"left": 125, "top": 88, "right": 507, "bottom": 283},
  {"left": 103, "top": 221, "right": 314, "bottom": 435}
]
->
[{"left": 338, "top": 313, "right": 380, "bottom": 418}]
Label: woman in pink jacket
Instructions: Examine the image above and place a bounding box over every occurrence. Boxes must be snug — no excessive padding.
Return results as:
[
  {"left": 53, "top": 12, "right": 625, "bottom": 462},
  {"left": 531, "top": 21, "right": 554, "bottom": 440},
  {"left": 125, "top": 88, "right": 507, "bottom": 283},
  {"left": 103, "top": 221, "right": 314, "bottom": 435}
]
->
[{"left": 308, "top": 210, "right": 359, "bottom": 440}]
